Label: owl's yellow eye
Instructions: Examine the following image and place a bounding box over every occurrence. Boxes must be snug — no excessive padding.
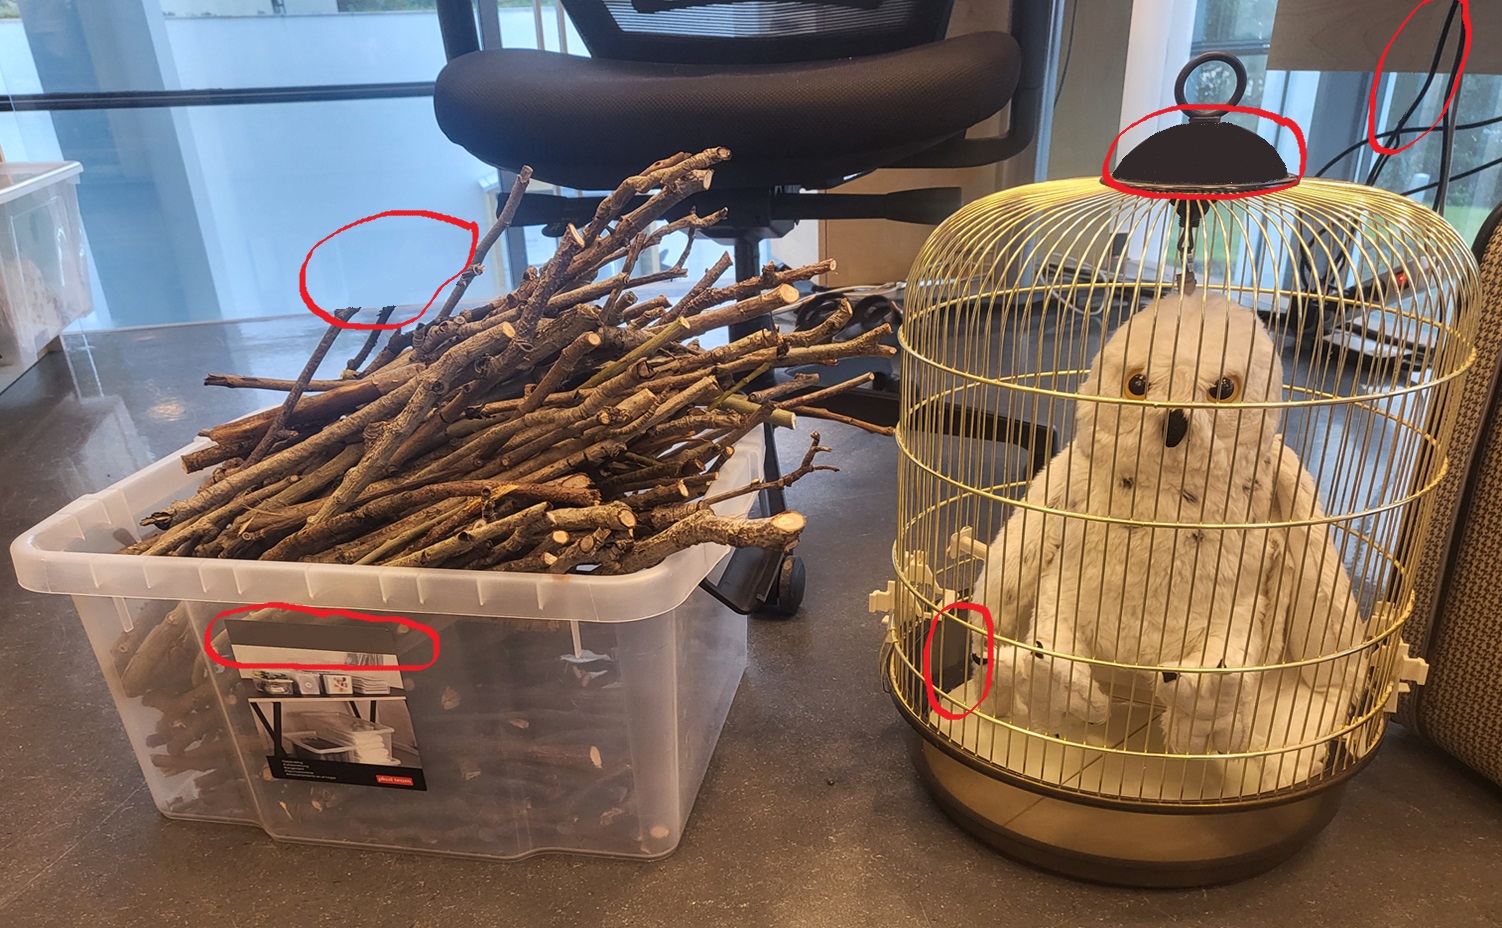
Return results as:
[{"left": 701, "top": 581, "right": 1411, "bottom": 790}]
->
[
  {"left": 1207, "top": 376, "right": 1240, "bottom": 402},
  {"left": 1125, "top": 371, "right": 1148, "bottom": 397}
]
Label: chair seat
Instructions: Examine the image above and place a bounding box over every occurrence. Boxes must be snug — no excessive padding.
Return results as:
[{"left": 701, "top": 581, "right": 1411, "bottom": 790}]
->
[{"left": 433, "top": 31, "right": 1019, "bottom": 190}]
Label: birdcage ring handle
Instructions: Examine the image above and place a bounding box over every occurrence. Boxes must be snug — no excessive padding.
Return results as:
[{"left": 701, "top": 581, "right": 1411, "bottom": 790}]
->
[{"left": 1174, "top": 51, "right": 1249, "bottom": 121}]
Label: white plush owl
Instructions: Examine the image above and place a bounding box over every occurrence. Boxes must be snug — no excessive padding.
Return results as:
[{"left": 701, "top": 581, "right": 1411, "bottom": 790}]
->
[{"left": 972, "top": 291, "right": 1364, "bottom": 785}]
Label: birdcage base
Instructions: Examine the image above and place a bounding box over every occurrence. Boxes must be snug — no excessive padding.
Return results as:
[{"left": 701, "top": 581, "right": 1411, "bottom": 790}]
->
[{"left": 904, "top": 728, "right": 1348, "bottom": 887}]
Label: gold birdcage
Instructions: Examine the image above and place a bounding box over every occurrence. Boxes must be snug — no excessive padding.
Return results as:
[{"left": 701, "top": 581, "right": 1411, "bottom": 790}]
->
[{"left": 871, "top": 54, "right": 1480, "bottom": 886}]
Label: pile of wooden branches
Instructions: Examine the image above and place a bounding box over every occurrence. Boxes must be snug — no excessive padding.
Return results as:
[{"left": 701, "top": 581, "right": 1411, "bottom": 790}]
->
[{"left": 120, "top": 149, "right": 895, "bottom": 574}]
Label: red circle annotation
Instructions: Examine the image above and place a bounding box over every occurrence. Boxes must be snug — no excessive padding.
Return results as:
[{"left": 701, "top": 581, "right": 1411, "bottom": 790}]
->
[
  {"left": 1101, "top": 103, "right": 1308, "bottom": 201},
  {"left": 1367, "top": 0, "right": 1471, "bottom": 157},
  {"left": 298, "top": 210, "right": 479, "bottom": 331},
  {"left": 923, "top": 601, "right": 995, "bottom": 721},
  {"left": 202, "top": 601, "right": 440, "bottom": 673}
]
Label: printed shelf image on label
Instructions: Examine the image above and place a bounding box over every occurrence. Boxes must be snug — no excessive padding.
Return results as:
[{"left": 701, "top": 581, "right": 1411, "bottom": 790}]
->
[{"left": 226, "top": 616, "right": 428, "bottom": 791}]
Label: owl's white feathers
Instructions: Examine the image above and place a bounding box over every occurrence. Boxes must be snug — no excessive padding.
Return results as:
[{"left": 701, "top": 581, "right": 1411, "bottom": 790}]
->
[{"left": 972, "top": 291, "right": 1364, "bottom": 789}]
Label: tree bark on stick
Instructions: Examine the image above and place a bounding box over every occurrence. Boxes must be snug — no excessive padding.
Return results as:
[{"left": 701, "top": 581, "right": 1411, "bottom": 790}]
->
[{"left": 125, "top": 150, "right": 902, "bottom": 575}]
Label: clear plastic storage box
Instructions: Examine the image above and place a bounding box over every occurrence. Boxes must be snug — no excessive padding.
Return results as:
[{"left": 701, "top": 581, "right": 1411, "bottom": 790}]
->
[
  {"left": 0, "top": 162, "right": 90, "bottom": 391},
  {"left": 10, "top": 428, "right": 761, "bottom": 860}
]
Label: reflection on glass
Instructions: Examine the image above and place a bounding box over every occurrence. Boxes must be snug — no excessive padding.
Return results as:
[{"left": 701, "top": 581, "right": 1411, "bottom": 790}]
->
[
  {"left": 1191, "top": 0, "right": 1277, "bottom": 45},
  {"left": 0, "top": 1, "right": 602, "bottom": 328},
  {"left": 0, "top": 3, "right": 574, "bottom": 93}
]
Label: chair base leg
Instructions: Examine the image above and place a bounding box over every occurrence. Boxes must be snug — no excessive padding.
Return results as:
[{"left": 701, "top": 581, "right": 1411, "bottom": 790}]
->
[
  {"left": 729, "top": 233, "right": 787, "bottom": 515},
  {"left": 707, "top": 235, "right": 802, "bottom": 617},
  {"left": 729, "top": 234, "right": 777, "bottom": 347},
  {"left": 760, "top": 419, "right": 787, "bottom": 514}
]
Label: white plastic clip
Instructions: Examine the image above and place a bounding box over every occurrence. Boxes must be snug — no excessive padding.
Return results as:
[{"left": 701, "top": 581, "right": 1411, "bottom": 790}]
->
[
  {"left": 869, "top": 579, "right": 897, "bottom": 615},
  {"left": 947, "top": 526, "right": 988, "bottom": 563},
  {"left": 902, "top": 551, "right": 936, "bottom": 591},
  {"left": 1384, "top": 640, "right": 1431, "bottom": 714},
  {"left": 1399, "top": 643, "right": 1430, "bottom": 686}
]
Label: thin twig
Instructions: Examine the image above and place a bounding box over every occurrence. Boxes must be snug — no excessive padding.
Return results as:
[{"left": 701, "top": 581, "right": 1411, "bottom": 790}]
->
[
  {"left": 700, "top": 432, "right": 837, "bottom": 508},
  {"left": 709, "top": 363, "right": 771, "bottom": 409},
  {"left": 434, "top": 166, "right": 533, "bottom": 324},
  {"left": 243, "top": 306, "right": 357, "bottom": 468},
  {"left": 775, "top": 372, "right": 876, "bottom": 410},
  {"left": 716, "top": 395, "right": 796, "bottom": 429},
  {"left": 662, "top": 259, "right": 834, "bottom": 325},
  {"left": 581, "top": 319, "right": 688, "bottom": 389},
  {"left": 749, "top": 373, "right": 820, "bottom": 404},
  {"left": 519, "top": 332, "right": 603, "bottom": 414},
  {"left": 659, "top": 252, "right": 731, "bottom": 325},
  {"left": 794, "top": 405, "right": 894, "bottom": 436},
  {"left": 343, "top": 305, "right": 396, "bottom": 376}
]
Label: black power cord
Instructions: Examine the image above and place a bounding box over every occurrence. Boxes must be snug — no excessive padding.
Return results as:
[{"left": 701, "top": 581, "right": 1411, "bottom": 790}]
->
[
  {"left": 1290, "top": 0, "right": 1479, "bottom": 346},
  {"left": 1054, "top": 0, "right": 1079, "bottom": 103},
  {"left": 1314, "top": 112, "right": 1502, "bottom": 180},
  {"left": 1365, "top": 0, "right": 1462, "bottom": 188},
  {"left": 1432, "top": 8, "right": 1466, "bottom": 216},
  {"left": 1313, "top": 14, "right": 1490, "bottom": 213},
  {"left": 1315, "top": 0, "right": 1461, "bottom": 180},
  {"left": 1401, "top": 153, "right": 1502, "bottom": 197}
]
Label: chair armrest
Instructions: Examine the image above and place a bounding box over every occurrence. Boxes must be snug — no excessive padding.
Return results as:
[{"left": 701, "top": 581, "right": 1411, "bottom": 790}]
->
[{"left": 436, "top": 0, "right": 481, "bottom": 60}]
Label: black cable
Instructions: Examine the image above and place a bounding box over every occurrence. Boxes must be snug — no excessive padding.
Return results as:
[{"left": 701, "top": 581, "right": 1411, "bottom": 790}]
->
[
  {"left": 1054, "top": 0, "right": 1078, "bottom": 102},
  {"left": 1400, "top": 153, "right": 1502, "bottom": 197},
  {"left": 1432, "top": 13, "right": 1466, "bottom": 216},
  {"left": 1366, "top": 0, "right": 1460, "bottom": 187},
  {"left": 1315, "top": 112, "right": 1502, "bottom": 178}
]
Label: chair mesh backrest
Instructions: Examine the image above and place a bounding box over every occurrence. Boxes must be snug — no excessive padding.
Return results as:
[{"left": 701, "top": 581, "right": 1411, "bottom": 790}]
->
[{"left": 561, "top": 0, "right": 954, "bottom": 64}]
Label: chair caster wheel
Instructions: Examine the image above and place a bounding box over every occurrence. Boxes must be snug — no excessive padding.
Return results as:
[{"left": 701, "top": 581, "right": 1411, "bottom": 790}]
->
[{"left": 760, "top": 554, "right": 805, "bottom": 618}]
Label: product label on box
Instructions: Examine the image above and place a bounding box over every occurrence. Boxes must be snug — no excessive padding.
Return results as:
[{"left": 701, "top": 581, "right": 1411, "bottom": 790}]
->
[{"left": 225, "top": 617, "right": 428, "bottom": 791}]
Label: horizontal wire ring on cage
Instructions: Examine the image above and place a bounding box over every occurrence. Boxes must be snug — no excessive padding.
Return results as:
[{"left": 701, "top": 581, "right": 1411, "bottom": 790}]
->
[
  {"left": 896, "top": 429, "right": 1451, "bottom": 533},
  {"left": 894, "top": 590, "right": 1411, "bottom": 676}
]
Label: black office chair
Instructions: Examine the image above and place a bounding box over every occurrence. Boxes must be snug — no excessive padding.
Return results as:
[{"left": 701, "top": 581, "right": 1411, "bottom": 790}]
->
[
  {"left": 429, "top": 0, "right": 1051, "bottom": 614},
  {"left": 433, "top": 0, "right": 1047, "bottom": 274}
]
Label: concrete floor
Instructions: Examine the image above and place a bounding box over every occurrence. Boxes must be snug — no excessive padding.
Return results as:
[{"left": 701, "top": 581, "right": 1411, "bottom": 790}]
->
[{"left": 2, "top": 316, "right": 1501, "bottom": 927}]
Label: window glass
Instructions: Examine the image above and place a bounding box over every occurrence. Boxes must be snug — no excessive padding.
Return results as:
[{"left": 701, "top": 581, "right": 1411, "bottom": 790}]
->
[
  {"left": 0, "top": 2, "right": 576, "bottom": 95},
  {"left": 160, "top": 1, "right": 539, "bottom": 15},
  {"left": 1192, "top": 0, "right": 1500, "bottom": 244},
  {"left": 1373, "top": 72, "right": 1502, "bottom": 243},
  {"left": 0, "top": 2, "right": 601, "bottom": 329},
  {"left": 1191, "top": 0, "right": 1277, "bottom": 45},
  {"left": 1182, "top": 51, "right": 1268, "bottom": 133}
]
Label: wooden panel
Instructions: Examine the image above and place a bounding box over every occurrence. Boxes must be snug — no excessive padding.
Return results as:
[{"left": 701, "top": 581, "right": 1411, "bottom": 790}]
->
[
  {"left": 810, "top": 0, "right": 1024, "bottom": 287},
  {"left": 1048, "top": 0, "right": 1135, "bottom": 179},
  {"left": 816, "top": 162, "right": 1004, "bottom": 287},
  {"left": 1269, "top": 0, "right": 1502, "bottom": 74}
]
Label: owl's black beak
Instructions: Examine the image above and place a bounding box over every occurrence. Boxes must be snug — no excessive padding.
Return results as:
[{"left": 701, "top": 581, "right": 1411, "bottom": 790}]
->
[{"left": 1164, "top": 409, "right": 1189, "bottom": 448}]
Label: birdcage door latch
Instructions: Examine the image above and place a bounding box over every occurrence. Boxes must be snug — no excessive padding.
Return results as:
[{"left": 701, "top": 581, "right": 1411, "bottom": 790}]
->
[{"left": 1386, "top": 640, "right": 1431, "bottom": 714}]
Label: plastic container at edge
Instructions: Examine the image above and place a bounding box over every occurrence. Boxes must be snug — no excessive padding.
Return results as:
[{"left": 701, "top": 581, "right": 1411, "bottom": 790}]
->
[
  {"left": 0, "top": 162, "right": 90, "bottom": 393},
  {"left": 10, "top": 427, "right": 762, "bottom": 860}
]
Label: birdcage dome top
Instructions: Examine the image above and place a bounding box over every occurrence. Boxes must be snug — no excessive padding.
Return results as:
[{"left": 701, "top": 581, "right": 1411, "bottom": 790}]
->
[{"left": 1109, "top": 51, "right": 1299, "bottom": 196}]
